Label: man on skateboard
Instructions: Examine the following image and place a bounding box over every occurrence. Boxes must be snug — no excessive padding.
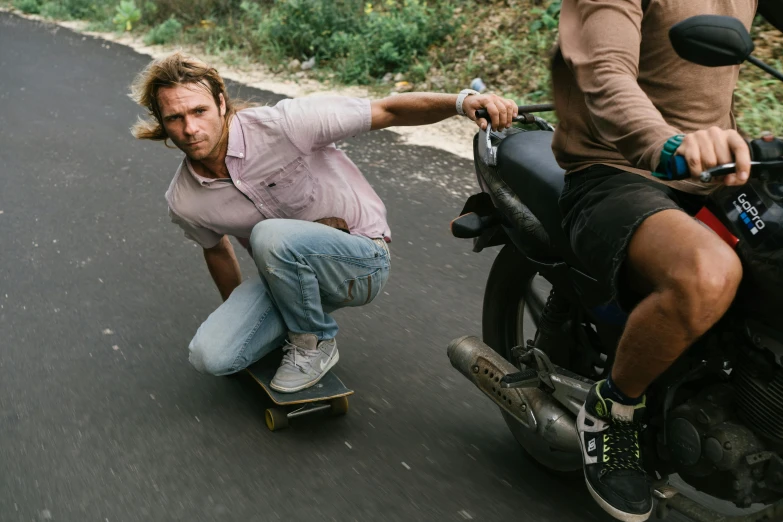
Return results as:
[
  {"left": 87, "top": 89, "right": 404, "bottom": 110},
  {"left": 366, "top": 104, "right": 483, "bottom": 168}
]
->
[{"left": 131, "top": 52, "right": 518, "bottom": 392}]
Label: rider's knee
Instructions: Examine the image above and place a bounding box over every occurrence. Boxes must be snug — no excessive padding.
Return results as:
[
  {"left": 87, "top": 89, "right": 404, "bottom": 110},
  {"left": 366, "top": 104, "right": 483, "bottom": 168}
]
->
[
  {"left": 250, "top": 219, "right": 296, "bottom": 270},
  {"left": 188, "top": 332, "right": 237, "bottom": 376},
  {"left": 250, "top": 219, "right": 278, "bottom": 255},
  {"left": 669, "top": 244, "right": 742, "bottom": 336}
]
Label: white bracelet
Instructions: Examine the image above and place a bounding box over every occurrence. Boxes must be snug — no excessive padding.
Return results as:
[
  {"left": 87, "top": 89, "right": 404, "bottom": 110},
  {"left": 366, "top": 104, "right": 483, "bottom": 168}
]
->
[{"left": 456, "top": 89, "right": 479, "bottom": 117}]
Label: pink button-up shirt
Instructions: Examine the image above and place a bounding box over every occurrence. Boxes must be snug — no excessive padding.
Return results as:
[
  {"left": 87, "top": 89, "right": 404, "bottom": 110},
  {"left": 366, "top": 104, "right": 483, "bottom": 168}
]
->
[{"left": 165, "top": 96, "right": 391, "bottom": 249}]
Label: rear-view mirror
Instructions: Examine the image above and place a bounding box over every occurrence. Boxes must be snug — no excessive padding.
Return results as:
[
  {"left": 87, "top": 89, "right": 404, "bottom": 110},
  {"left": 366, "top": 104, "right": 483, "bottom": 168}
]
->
[{"left": 669, "top": 15, "right": 754, "bottom": 67}]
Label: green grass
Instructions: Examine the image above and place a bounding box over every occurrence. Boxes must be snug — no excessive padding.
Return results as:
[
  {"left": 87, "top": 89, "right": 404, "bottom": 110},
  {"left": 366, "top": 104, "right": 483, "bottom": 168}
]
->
[{"left": 736, "top": 62, "right": 783, "bottom": 136}]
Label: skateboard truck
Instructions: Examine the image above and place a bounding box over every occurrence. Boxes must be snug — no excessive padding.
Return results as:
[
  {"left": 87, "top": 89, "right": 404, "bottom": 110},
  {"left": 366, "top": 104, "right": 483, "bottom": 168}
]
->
[{"left": 264, "top": 395, "right": 350, "bottom": 432}]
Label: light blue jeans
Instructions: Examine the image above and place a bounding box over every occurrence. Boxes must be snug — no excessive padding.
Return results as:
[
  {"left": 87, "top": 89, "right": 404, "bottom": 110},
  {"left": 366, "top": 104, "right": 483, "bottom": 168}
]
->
[{"left": 188, "top": 219, "right": 391, "bottom": 375}]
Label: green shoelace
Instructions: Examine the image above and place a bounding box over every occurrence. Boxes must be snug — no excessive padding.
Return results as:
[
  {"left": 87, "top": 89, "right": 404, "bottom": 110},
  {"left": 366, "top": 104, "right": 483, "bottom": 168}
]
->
[{"left": 602, "top": 419, "right": 644, "bottom": 474}]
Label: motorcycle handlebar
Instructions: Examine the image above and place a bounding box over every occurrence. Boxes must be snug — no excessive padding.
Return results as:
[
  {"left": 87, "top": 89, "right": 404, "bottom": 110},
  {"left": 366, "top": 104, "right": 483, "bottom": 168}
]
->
[
  {"left": 473, "top": 104, "right": 555, "bottom": 123},
  {"left": 474, "top": 105, "right": 783, "bottom": 184},
  {"left": 658, "top": 137, "right": 783, "bottom": 182}
]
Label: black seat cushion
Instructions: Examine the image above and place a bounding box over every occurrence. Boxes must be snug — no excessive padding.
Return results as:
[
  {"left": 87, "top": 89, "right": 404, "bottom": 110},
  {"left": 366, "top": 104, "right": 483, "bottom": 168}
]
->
[{"left": 496, "top": 130, "right": 582, "bottom": 267}]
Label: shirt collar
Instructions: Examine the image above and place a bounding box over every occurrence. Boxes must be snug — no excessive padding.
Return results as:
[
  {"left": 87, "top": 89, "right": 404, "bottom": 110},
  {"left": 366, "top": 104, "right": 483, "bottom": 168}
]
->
[
  {"left": 185, "top": 157, "right": 222, "bottom": 187},
  {"left": 225, "top": 114, "right": 246, "bottom": 159}
]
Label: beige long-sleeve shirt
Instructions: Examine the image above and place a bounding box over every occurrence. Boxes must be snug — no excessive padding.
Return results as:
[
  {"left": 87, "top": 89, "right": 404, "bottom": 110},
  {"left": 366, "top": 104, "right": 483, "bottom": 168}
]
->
[{"left": 552, "top": 0, "right": 758, "bottom": 194}]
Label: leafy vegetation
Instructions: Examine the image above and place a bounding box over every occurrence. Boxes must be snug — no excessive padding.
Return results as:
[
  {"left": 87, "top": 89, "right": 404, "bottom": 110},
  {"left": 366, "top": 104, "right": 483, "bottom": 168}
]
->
[
  {"left": 529, "top": 0, "right": 560, "bottom": 32},
  {"left": 182, "top": 0, "right": 459, "bottom": 84},
  {"left": 39, "top": 1, "right": 71, "bottom": 18},
  {"left": 143, "top": 16, "right": 182, "bottom": 45},
  {"left": 112, "top": 0, "right": 141, "bottom": 31},
  {"left": 12, "top": 0, "right": 40, "bottom": 14},
  {"left": 2, "top": 0, "right": 781, "bottom": 136}
]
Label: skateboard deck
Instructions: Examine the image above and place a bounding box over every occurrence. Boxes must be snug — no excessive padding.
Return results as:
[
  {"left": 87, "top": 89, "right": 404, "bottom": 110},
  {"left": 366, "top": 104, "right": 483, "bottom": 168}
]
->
[{"left": 245, "top": 351, "right": 353, "bottom": 431}]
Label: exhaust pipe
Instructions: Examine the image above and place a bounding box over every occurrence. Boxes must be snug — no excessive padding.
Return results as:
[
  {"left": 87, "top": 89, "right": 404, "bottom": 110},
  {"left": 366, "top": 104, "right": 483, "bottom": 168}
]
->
[{"left": 448, "top": 335, "right": 580, "bottom": 453}]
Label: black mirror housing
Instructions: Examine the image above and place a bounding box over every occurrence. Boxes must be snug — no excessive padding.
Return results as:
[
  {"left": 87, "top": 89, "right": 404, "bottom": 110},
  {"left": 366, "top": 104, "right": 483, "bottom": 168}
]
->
[{"left": 669, "top": 15, "right": 755, "bottom": 67}]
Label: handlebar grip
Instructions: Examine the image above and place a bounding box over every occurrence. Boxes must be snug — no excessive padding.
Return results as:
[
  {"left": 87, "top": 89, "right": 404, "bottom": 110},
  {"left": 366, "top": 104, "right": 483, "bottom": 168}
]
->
[
  {"left": 653, "top": 155, "right": 689, "bottom": 181},
  {"left": 474, "top": 105, "right": 554, "bottom": 124},
  {"left": 474, "top": 109, "right": 537, "bottom": 125},
  {"left": 750, "top": 136, "right": 783, "bottom": 161}
]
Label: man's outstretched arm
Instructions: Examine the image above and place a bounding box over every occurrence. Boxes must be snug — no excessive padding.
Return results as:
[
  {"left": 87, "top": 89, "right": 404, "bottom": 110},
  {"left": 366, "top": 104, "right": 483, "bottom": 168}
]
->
[
  {"left": 281, "top": 91, "right": 518, "bottom": 154},
  {"left": 370, "top": 92, "right": 518, "bottom": 131}
]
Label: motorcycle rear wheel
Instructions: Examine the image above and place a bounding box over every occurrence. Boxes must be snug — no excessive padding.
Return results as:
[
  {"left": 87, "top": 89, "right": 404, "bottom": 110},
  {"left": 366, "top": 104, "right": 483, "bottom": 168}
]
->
[{"left": 482, "top": 244, "right": 582, "bottom": 473}]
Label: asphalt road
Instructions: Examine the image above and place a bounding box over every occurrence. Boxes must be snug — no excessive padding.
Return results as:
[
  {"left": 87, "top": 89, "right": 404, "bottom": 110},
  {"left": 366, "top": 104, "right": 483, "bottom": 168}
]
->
[{"left": 0, "top": 12, "right": 693, "bottom": 522}]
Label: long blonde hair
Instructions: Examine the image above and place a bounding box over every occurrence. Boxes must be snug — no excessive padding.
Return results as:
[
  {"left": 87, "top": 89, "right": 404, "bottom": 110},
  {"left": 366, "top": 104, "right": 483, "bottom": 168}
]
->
[{"left": 130, "top": 52, "right": 249, "bottom": 145}]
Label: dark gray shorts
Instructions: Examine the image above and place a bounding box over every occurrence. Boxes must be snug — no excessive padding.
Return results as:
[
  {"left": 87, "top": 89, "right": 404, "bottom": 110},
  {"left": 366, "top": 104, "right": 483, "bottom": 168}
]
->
[{"left": 558, "top": 165, "right": 707, "bottom": 310}]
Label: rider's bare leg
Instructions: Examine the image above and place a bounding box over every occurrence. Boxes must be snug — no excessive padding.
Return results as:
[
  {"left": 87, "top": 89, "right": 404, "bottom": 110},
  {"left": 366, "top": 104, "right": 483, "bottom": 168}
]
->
[{"left": 611, "top": 209, "right": 743, "bottom": 399}]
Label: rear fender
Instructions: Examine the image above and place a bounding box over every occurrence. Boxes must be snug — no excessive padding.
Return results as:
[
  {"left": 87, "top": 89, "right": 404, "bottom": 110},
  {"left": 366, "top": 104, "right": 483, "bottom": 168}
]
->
[{"left": 473, "top": 136, "right": 558, "bottom": 260}]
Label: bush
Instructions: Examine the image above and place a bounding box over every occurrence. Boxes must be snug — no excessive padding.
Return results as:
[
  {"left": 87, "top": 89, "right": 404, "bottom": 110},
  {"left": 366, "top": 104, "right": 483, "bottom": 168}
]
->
[
  {"left": 40, "top": 1, "right": 72, "bottom": 18},
  {"left": 113, "top": 0, "right": 141, "bottom": 31},
  {"left": 146, "top": 0, "right": 242, "bottom": 25},
  {"left": 529, "top": 0, "right": 560, "bottom": 32},
  {"left": 71, "top": 0, "right": 115, "bottom": 19},
  {"left": 246, "top": 0, "right": 459, "bottom": 84},
  {"left": 13, "top": 0, "right": 41, "bottom": 14},
  {"left": 25, "top": 0, "right": 116, "bottom": 21},
  {"left": 144, "top": 17, "right": 183, "bottom": 45}
]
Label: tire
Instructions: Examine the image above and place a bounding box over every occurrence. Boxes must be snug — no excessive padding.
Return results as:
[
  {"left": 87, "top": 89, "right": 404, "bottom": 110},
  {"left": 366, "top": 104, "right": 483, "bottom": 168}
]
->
[
  {"left": 265, "top": 408, "right": 289, "bottom": 431},
  {"left": 481, "top": 244, "right": 582, "bottom": 474},
  {"left": 330, "top": 396, "right": 349, "bottom": 416}
]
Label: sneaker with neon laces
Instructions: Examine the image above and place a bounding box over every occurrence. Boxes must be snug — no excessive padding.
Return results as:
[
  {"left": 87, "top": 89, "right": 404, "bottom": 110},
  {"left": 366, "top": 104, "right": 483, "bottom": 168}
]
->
[
  {"left": 578, "top": 380, "right": 652, "bottom": 522},
  {"left": 270, "top": 334, "right": 339, "bottom": 393}
]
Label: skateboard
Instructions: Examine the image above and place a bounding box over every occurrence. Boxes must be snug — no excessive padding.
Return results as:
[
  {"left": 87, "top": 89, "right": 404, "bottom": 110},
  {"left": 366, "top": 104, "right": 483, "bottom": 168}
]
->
[{"left": 245, "top": 351, "right": 353, "bottom": 432}]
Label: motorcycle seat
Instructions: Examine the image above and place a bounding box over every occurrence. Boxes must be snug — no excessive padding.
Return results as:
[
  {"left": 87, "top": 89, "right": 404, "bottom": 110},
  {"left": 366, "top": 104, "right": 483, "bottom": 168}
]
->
[{"left": 495, "top": 130, "right": 582, "bottom": 268}]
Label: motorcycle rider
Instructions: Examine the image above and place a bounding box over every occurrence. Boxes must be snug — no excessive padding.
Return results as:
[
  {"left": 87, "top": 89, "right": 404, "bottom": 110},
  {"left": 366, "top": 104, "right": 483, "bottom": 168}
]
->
[
  {"left": 553, "top": 1, "right": 783, "bottom": 520},
  {"left": 130, "top": 52, "right": 518, "bottom": 393}
]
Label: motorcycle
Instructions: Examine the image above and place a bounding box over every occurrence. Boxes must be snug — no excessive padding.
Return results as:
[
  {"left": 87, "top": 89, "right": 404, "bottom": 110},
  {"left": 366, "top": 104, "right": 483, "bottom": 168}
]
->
[{"left": 447, "top": 15, "right": 783, "bottom": 522}]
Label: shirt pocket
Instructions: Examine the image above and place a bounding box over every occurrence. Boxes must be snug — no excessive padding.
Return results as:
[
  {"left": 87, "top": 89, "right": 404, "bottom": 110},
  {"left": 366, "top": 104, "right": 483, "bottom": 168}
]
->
[{"left": 263, "top": 159, "right": 318, "bottom": 216}]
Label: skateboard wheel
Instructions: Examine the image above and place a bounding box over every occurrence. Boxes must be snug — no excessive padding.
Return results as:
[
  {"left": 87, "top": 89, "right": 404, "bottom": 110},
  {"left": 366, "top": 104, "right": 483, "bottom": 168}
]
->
[
  {"left": 330, "top": 396, "right": 349, "bottom": 416},
  {"left": 265, "top": 408, "right": 289, "bottom": 431}
]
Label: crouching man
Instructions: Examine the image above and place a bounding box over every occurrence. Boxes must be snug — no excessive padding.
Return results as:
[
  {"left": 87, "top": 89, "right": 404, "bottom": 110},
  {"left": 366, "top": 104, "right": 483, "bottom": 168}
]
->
[{"left": 130, "top": 52, "right": 518, "bottom": 392}]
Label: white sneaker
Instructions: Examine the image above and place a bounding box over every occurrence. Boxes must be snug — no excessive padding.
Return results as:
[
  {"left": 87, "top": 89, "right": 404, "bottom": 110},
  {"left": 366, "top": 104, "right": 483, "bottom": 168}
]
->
[{"left": 270, "top": 336, "right": 339, "bottom": 393}]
